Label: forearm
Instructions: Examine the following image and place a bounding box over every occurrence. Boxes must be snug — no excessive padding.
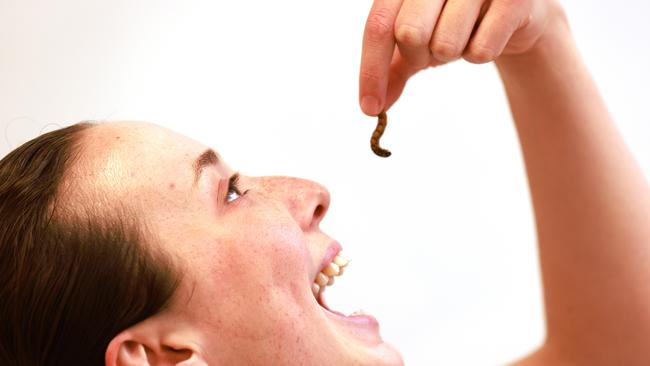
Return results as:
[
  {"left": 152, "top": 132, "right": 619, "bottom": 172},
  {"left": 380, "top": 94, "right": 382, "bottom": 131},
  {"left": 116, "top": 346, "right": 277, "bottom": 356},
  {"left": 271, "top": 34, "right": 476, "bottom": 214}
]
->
[{"left": 497, "top": 14, "right": 650, "bottom": 364}]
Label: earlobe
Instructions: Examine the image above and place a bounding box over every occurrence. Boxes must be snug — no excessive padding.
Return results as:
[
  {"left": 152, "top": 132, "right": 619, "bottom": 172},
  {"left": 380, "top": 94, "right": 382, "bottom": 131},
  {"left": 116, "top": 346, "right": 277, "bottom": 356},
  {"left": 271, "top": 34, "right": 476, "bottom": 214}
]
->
[
  {"left": 161, "top": 334, "right": 208, "bottom": 366},
  {"left": 172, "top": 352, "right": 209, "bottom": 366},
  {"left": 105, "top": 331, "right": 152, "bottom": 366},
  {"left": 105, "top": 325, "right": 208, "bottom": 366}
]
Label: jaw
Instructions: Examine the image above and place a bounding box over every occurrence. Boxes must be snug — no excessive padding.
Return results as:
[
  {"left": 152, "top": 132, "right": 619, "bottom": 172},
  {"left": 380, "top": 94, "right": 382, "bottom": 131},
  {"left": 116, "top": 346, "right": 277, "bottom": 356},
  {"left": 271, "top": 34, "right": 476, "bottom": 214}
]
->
[
  {"left": 302, "top": 284, "right": 403, "bottom": 366},
  {"left": 303, "top": 251, "right": 403, "bottom": 365},
  {"left": 317, "top": 313, "right": 405, "bottom": 366}
]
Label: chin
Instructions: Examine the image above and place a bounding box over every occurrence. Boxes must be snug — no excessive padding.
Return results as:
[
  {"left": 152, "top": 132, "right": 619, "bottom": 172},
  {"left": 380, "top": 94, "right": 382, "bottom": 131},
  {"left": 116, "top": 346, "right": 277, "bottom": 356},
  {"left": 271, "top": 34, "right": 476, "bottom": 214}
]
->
[{"left": 364, "top": 342, "right": 404, "bottom": 366}]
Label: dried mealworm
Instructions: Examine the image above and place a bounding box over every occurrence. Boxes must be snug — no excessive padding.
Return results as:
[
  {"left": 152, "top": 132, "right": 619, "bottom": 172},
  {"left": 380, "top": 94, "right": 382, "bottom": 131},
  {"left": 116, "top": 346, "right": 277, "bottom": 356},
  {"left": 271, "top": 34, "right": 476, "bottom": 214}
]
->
[{"left": 370, "top": 111, "right": 391, "bottom": 158}]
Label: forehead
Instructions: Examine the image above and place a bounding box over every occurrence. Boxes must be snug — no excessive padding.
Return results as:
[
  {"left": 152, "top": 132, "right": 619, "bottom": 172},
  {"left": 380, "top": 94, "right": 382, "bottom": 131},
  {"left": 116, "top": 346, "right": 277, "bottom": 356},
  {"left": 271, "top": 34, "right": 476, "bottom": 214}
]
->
[
  {"left": 83, "top": 121, "right": 202, "bottom": 166},
  {"left": 68, "top": 122, "right": 216, "bottom": 205}
]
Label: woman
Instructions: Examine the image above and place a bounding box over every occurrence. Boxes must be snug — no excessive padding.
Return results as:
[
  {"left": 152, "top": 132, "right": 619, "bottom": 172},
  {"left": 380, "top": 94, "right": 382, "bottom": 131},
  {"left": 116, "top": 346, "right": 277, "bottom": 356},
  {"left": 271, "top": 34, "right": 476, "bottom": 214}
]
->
[{"left": 2, "top": 0, "right": 649, "bottom": 365}]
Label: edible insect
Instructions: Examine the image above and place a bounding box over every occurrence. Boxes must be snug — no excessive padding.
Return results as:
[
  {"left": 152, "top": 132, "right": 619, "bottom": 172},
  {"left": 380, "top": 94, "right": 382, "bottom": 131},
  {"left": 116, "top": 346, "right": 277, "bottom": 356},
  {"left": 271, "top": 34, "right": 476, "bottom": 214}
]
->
[{"left": 370, "top": 111, "right": 391, "bottom": 158}]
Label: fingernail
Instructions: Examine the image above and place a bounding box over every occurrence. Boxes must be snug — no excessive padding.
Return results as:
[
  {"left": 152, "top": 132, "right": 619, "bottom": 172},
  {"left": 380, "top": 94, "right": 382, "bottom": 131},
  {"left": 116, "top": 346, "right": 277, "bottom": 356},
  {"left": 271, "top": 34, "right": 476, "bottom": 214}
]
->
[{"left": 361, "top": 95, "right": 381, "bottom": 116}]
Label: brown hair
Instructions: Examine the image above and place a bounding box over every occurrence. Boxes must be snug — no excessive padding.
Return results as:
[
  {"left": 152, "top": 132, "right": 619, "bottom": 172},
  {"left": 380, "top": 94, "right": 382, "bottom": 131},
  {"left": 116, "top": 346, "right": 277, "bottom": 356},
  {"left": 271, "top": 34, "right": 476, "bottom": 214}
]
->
[{"left": 0, "top": 123, "right": 181, "bottom": 365}]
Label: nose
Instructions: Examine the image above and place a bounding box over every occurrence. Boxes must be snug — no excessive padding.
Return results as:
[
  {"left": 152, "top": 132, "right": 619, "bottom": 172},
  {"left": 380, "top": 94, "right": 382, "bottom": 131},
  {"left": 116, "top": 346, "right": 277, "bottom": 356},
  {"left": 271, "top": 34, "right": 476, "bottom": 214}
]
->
[{"left": 262, "top": 177, "right": 330, "bottom": 231}]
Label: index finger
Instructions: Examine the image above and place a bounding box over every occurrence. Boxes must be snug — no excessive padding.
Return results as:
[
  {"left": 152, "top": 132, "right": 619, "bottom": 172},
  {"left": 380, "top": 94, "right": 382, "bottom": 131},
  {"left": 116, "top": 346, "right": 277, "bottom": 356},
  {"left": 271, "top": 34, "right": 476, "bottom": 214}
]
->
[{"left": 359, "top": 0, "right": 403, "bottom": 116}]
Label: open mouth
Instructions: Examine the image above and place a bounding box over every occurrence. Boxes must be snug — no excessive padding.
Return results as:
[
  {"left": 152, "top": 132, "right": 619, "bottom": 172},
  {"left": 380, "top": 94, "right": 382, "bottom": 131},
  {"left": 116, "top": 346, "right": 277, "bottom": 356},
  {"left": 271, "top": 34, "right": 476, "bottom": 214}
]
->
[
  {"left": 311, "top": 253, "right": 375, "bottom": 320},
  {"left": 311, "top": 252, "right": 350, "bottom": 315},
  {"left": 310, "top": 250, "right": 384, "bottom": 347}
]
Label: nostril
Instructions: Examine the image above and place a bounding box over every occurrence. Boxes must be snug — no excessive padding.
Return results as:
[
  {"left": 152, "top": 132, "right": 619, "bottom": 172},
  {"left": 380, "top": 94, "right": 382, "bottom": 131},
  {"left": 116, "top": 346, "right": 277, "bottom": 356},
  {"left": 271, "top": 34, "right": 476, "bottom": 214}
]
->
[{"left": 313, "top": 204, "right": 325, "bottom": 223}]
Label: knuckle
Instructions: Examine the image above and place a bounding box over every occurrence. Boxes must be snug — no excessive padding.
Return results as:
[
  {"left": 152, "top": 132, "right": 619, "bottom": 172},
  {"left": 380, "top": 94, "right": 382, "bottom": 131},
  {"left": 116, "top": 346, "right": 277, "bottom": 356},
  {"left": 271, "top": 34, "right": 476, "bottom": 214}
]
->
[
  {"left": 395, "top": 23, "right": 428, "bottom": 48},
  {"left": 464, "top": 43, "right": 497, "bottom": 64},
  {"left": 431, "top": 37, "right": 462, "bottom": 60},
  {"left": 365, "top": 8, "right": 394, "bottom": 40}
]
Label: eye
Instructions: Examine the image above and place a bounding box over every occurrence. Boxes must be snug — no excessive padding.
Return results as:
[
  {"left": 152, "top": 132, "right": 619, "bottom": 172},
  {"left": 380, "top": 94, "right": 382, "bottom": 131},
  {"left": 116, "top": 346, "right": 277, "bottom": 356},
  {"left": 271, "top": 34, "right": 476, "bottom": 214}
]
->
[{"left": 226, "top": 173, "right": 246, "bottom": 203}]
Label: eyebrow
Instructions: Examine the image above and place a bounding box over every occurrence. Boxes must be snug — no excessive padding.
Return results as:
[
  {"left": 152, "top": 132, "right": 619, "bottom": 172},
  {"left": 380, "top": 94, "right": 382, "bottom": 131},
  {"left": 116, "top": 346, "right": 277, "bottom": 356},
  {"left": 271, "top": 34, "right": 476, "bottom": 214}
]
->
[{"left": 193, "top": 149, "right": 219, "bottom": 185}]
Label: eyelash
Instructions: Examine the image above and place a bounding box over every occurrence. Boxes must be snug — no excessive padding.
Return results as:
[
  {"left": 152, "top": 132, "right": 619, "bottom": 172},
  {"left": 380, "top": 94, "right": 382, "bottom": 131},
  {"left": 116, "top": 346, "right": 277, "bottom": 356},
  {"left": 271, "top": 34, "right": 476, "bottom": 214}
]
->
[{"left": 226, "top": 173, "right": 247, "bottom": 203}]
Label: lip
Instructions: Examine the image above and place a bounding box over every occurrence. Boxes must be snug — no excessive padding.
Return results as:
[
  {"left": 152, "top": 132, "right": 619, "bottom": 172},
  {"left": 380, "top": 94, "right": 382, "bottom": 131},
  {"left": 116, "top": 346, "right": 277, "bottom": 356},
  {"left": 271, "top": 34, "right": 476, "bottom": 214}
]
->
[
  {"left": 323, "top": 306, "right": 379, "bottom": 328},
  {"left": 317, "top": 240, "right": 342, "bottom": 278},
  {"left": 321, "top": 302, "right": 383, "bottom": 345},
  {"left": 312, "top": 241, "right": 384, "bottom": 345}
]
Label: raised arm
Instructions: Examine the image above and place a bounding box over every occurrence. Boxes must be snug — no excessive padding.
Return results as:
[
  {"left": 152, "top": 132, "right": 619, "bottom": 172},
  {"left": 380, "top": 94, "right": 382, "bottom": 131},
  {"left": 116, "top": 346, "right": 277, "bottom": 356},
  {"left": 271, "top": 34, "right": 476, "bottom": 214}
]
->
[
  {"left": 496, "top": 11, "right": 650, "bottom": 366},
  {"left": 358, "top": 0, "right": 650, "bottom": 364}
]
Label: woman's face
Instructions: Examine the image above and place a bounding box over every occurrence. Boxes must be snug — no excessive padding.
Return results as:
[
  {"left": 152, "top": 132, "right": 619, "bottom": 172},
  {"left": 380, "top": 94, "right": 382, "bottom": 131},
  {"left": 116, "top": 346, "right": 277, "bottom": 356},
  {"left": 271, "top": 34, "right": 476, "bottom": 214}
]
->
[{"left": 76, "top": 122, "right": 402, "bottom": 365}]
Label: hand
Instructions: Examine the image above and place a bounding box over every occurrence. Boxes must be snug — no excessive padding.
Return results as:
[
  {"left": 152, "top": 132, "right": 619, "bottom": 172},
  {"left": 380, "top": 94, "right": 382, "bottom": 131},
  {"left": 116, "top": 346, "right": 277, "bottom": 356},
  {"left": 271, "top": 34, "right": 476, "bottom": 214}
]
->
[{"left": 358, "top": 0, "right": 564, "bottom": 116}]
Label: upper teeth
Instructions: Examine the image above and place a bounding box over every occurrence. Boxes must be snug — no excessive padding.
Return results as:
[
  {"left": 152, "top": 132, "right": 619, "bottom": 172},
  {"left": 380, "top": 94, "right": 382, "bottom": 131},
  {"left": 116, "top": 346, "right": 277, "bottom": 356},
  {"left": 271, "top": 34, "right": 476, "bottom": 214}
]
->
[{"left": 312, "top": 253, "right": 349, "bottom": 298}]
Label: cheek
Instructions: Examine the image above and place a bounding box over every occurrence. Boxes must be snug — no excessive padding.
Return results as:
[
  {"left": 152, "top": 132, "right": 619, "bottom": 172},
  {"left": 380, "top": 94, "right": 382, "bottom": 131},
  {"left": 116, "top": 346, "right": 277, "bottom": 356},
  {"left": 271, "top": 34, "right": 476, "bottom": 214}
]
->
[
  {"left": 198, "top": 237, "right": 317, "bottom": 363},
  {"left": 206, "top": 206, "right": 313, "bottom": 328},
  {"left": 201, "top": 212, "right": 312, "bottom": 352},
  {"left": 230, "top": 201, "right": 310, "bottom": 286},
  {"left": 264, "top": 222, "right": 310, "bottom": 286}
]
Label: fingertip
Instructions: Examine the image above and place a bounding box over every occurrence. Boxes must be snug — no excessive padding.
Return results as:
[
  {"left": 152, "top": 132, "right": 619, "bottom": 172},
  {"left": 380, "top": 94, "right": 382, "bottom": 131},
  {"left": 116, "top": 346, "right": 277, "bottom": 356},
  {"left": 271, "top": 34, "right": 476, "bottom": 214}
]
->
[{"left": 360, "top": 95, "right": 382, "bottom": 116}]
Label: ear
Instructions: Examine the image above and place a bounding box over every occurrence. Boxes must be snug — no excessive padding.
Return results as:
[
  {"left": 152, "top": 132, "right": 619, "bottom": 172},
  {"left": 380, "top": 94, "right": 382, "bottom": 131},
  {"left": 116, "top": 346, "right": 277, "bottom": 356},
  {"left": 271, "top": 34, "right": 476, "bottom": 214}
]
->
[{"left": 105, "top": 319, "right": 208, "bottom": 366}]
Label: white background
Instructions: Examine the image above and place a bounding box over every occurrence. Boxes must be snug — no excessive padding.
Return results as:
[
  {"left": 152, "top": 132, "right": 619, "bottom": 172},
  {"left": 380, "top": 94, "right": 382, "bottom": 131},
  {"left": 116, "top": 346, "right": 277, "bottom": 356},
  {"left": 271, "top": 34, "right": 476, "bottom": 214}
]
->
[{"left": 2, "top": 1, "right": 649, "bottom": 365}]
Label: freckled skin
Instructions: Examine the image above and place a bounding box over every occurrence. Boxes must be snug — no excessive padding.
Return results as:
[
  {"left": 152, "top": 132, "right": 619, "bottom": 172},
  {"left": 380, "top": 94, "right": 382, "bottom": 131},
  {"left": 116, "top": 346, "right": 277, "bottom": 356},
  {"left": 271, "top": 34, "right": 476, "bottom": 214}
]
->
[
  {"left": 371, "top": 111, "right": 391, "bottom": 158},
  {"left": 71, "top": 122, "right": 403, "bottom": 366}
]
